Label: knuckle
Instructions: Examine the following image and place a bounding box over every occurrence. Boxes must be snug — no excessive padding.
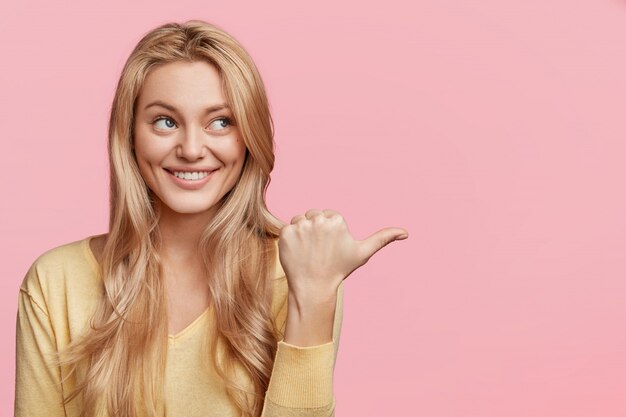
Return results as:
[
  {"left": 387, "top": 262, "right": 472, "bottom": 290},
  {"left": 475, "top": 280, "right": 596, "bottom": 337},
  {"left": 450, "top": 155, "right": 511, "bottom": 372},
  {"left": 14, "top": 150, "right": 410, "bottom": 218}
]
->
[
  {"left": 305, "top": 208, "right": 320, "bottom": 217},
  {"left": 324, "top": 209, "right": 344, "bottom": 224},
  {"left": 312, "top": 215, "right": 325, "bottom": 224},
  {"left": 279, "top": 225, "right": 293, "bottom": 238}
]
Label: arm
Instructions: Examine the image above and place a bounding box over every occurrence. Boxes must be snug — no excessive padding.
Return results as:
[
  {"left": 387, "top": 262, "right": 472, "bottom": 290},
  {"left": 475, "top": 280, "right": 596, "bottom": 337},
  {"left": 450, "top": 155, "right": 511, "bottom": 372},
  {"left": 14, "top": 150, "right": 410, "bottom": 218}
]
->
[
  {"left": 261, "top": 208, "right": 407, "bottom": 416},
  {"left": 261, "top": 282, "right": 344, "bottom": 417},
  {"left": 15, "top": 266, "right": 66, "bottom": 417}
]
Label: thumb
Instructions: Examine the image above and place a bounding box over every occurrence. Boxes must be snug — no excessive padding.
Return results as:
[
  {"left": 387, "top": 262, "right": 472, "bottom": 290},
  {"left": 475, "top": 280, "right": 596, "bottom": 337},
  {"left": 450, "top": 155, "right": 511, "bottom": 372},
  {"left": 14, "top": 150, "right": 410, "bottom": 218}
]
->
[{"left": 358, "top": 227, "right": 409, "bottom": 261}]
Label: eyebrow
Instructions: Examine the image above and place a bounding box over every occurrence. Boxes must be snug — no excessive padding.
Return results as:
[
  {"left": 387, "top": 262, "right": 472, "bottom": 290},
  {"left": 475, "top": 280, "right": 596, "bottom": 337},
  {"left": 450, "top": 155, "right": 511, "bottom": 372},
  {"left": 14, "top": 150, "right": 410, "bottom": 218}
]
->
[{"left": 143, "top": 100, "right": 230, "bottom": 114}]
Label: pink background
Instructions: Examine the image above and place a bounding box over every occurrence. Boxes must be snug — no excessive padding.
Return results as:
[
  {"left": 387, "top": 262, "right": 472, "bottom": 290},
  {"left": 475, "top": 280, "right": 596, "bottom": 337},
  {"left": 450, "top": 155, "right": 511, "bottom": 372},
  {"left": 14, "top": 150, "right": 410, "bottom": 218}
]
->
[{"left": 2, "top": 1, "right": 626, "bottom": 416}]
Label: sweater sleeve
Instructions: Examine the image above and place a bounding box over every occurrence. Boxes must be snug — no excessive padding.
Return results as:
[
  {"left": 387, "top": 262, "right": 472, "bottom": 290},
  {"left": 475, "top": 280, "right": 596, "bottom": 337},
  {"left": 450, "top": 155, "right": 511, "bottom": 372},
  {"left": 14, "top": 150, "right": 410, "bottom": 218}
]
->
[
  {"left": 261, "top": 282, "right": 344, "bottom": 417},
  {"left": 14, "top": 265, "right": 66, "bottom": 417}
]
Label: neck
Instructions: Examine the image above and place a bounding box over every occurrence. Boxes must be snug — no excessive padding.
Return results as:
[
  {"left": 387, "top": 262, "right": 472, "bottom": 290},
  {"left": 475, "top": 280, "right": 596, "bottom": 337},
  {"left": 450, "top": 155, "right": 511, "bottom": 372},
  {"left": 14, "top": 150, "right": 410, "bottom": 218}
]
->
[{"left": 156, "top": 202, "right": 218, "bottom": 264}]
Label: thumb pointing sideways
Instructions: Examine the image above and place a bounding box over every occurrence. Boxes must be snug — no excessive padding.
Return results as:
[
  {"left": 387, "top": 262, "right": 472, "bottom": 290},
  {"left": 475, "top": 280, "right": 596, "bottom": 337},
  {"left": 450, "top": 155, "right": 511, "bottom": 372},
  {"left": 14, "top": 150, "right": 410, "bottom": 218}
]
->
[{"left": 358, "top": 227, "right": 409, "bottom": 262}]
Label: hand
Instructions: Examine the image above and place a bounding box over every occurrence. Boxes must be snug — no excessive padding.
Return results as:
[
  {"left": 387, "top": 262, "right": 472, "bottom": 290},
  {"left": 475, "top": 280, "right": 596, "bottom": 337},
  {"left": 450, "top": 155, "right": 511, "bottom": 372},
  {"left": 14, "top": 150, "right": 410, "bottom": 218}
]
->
[{"left": 278, "top": 208, "right": 408, "bottom": 304}]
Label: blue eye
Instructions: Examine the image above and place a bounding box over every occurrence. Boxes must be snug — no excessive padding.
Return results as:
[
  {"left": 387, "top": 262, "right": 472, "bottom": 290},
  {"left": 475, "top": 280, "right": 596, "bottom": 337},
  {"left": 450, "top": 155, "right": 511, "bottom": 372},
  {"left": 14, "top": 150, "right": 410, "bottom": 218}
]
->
[
  {"left": 153, "top": 116, "right": 177, "bottom": 130},
  {"left": 208, "top": 117, "right": 232, "bottom": 131}
]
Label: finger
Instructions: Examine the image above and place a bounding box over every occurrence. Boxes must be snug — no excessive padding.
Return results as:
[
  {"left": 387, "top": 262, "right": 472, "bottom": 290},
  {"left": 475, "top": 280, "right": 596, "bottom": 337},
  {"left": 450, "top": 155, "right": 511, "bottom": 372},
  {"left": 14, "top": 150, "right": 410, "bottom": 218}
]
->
[
  {"left": 358, "top": 227, "right": 409, "bottom": 261},
  {"left": 322, "top": 209, "right": 343, "bottom": 219},
  {"left": 290, "top": 214, "right": 306, "bottom": 224},
  {"left": 304, "top": 209, "right": 324, "bottom": 219}
]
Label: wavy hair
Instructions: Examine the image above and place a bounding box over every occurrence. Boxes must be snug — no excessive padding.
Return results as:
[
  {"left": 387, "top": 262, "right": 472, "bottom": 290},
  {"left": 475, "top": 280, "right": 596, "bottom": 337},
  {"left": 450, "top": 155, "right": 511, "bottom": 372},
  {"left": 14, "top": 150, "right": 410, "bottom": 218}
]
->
[{"left": 55, "top": 20, "right": 284, "bottom": 417}]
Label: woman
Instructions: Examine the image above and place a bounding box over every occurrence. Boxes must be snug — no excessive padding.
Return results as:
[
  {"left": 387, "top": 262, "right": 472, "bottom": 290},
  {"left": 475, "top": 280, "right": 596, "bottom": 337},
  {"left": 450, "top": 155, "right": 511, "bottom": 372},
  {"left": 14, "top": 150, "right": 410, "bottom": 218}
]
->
[{"left": 15, "top": 20, "right": 408, "bottom": 417}]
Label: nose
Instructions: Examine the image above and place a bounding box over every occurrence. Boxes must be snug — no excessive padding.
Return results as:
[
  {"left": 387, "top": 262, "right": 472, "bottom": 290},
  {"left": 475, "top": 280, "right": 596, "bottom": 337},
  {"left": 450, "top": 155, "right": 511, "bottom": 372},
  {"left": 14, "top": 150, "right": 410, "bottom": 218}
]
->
[{"left": 177, "top": 125, "right": 207, "bottom": 161}]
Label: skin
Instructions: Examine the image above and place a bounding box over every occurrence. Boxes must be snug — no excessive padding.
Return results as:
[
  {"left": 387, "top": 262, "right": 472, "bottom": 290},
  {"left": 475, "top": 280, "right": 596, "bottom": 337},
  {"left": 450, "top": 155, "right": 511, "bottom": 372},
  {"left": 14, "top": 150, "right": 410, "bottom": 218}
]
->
[
  {"left": 91, "top": 59, "right": 409, "bottom": 344},
  {"left": 280, "top": 210, "right": 408, "bottom": 346}
]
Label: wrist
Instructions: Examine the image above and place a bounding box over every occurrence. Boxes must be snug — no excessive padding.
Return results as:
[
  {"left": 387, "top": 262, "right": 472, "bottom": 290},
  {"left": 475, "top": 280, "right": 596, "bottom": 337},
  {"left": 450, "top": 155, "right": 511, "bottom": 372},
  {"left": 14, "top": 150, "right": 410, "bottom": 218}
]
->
[
  {"left": 284, "top": 289, "right": 338, "bottom": 347},
  {"left": 288, "top": 287, "right": 337, "bottom": 314}
]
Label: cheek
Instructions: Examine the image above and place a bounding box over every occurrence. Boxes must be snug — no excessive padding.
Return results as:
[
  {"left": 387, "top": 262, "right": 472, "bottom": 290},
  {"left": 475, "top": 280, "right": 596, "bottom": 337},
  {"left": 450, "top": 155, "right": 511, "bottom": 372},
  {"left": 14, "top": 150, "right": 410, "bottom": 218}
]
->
[
  {"left": 215, "top": 135, "right": 247, "bottom": 166},
  {"left": 133, "top": 131, "right": 163, "bottom": 182},
  {"left": 134, "top": 128, "right": 166, "bottom": 162},
  {"left": 218, "top": 140, "right": 247, "bottom": 186},
  {"left": 232, "top": 136, "right": 247, "bottom": 163},
  {"left": 136, "top": 159, "right": 153, "bottom": 184},
  {"left": 231, "top": 143, "right": 248, "bottom": 176}
]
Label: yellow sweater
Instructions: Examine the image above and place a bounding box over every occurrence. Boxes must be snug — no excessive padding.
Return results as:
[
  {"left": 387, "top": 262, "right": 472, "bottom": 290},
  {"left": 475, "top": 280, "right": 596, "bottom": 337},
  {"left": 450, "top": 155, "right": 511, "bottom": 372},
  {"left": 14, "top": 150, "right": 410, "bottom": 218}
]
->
[{"left": 15, "top": 236, "right": 343, "bottom": 417}]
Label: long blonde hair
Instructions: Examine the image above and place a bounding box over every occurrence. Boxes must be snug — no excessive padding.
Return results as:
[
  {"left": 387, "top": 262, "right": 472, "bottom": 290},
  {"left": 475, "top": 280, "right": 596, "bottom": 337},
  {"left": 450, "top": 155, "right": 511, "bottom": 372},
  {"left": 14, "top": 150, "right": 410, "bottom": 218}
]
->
[{"left": 57, "top": 20, "right": 284, "bottom": 417}]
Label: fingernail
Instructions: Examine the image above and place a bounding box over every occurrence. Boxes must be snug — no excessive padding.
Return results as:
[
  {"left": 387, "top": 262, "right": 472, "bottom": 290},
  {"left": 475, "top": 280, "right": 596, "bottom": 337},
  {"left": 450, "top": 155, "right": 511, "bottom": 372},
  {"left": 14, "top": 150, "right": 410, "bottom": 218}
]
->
[{"left": 397, "top": 234, "right": 409, "bottom": 240}]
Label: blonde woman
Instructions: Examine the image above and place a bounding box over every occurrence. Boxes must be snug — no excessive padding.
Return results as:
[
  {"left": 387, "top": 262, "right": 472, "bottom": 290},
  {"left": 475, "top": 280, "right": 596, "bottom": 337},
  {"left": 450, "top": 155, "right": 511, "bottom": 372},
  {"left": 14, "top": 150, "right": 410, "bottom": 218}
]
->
[{"left": 15, "top": 20, "right": 408, "bottom": 417}]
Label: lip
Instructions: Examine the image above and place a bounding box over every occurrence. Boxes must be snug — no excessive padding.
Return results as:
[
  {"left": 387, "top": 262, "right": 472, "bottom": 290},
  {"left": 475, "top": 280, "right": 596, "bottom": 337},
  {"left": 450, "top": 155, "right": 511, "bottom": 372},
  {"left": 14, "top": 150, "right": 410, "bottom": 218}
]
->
[
  {"left": 165, "top": 166, "right": 219, "bottom": 172},
  {"left": 164, "top": 168, "right": 216, "bottom": 190}
]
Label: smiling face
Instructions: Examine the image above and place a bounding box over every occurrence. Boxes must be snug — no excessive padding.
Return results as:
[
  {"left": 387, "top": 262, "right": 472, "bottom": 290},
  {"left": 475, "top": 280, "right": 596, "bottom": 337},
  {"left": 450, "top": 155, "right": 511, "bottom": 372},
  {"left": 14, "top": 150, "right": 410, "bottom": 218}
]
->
[{"left": 133, "top": 60, "right": 247, "bottom": 217}]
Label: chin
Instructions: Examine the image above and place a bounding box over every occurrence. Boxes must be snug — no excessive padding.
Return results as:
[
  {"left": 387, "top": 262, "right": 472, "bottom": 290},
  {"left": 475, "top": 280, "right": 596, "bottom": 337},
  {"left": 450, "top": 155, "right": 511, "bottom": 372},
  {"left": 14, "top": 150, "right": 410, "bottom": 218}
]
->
[
  {"left": 158, "top": 196, "right": 220, "bottom": 216},
  {"left": 171, "top": 204, "right": 218, "bottom": 215}
]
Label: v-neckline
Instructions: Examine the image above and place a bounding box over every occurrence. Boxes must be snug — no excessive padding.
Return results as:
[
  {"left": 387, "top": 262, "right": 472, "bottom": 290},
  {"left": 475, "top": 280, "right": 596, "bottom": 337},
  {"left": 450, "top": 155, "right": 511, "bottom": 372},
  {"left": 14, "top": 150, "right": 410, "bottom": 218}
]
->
[
  {"left": 167, "top": 306, "right": 211, "bottom": 340},
  {"left": 83, "top": 235, "right": 212, "bottom": 341}
]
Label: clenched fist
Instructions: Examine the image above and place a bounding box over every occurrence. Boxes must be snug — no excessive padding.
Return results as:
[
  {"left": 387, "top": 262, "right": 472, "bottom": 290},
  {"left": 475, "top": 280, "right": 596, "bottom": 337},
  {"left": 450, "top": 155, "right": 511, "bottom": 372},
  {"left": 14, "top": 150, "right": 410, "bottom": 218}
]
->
[{"left": 278, "top": 208, "right": 408, "bottom": 304}]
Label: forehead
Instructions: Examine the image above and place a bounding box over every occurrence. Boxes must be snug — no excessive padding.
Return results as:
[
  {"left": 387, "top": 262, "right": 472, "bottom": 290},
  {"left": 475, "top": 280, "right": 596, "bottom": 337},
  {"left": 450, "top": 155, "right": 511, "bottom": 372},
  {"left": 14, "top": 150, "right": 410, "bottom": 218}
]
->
[{"left": 137, "top": 60, "right": 226, "bottom": 110}]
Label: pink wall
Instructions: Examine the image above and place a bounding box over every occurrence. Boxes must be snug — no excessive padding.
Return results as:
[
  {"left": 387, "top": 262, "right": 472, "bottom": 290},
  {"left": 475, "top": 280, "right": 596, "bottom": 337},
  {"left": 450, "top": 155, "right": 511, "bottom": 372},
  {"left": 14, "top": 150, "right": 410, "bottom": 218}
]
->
[{"left": 2, "top": 1, "right": 626, "bottom": 416}]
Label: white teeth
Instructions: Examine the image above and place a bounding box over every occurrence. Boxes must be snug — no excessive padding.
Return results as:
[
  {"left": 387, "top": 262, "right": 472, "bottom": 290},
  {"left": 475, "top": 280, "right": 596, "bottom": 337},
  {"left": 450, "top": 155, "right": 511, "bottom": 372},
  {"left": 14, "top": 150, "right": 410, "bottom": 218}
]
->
[{"left": 172, "top": 171, "right": 210, "bottom": 181}]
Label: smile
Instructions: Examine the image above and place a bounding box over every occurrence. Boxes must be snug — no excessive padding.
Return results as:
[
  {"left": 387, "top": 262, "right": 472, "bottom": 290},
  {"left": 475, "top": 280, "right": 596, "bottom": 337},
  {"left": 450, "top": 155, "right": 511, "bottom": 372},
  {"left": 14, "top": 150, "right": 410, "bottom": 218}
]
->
[
  {"left": 172, "top": 171, "right": 211, "bottom": 181},
  {"left": 164, "top": 168, "right": 217, "bottom": 190}
]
